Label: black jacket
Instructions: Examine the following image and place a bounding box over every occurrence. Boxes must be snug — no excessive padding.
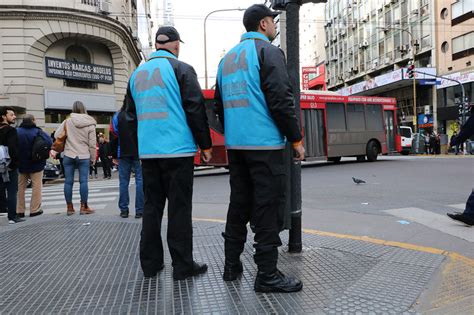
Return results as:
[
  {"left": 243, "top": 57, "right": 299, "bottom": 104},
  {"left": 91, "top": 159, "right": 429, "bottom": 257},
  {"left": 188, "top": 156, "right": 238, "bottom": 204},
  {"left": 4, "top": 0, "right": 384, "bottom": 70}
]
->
[
  {"left": 0, "top": 123, "right": 19, "bottom": 170},
  {"left": 214, "top": 37, "right": 302, "bottom": 143},
  {"left": 125, "top": 49, "right": 212, "bottom": 152},
  {"left": 110, "top": 93, "right": 139, "bottom": 159},
  {"left": 451, "top": 109, "right": 474, "bottom": 146}
]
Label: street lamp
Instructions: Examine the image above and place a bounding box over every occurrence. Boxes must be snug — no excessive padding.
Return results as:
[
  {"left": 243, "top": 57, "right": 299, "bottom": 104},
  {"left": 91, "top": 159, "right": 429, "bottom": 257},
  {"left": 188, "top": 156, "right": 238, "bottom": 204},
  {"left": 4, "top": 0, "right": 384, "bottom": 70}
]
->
[
  {"left": 203, "top": 8, "right": 245, "bottom": 89},
  {"left": 377, "top": 26, "right": 418, "bottom": 133}
]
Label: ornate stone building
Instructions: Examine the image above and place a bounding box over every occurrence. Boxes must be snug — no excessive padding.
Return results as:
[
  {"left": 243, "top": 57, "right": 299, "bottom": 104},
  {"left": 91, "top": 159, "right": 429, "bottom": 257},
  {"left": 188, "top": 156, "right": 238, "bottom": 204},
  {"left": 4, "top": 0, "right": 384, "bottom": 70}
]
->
[{"left": 0, "top": 0, "right": 151, "bottom": 134}]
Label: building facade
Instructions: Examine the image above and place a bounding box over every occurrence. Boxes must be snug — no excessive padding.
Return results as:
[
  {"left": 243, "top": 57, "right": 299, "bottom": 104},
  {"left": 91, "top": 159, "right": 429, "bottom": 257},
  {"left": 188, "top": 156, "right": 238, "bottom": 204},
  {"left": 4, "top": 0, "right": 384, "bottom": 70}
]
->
[
  {"left": 435, "top": 0, "right": 473, "bottom": 136},
  {"left": 324, "top": 0, "right": 437, "bottom": 132},
  {"left": 0, "top": 0, "right": 150, "bottom": 135}
]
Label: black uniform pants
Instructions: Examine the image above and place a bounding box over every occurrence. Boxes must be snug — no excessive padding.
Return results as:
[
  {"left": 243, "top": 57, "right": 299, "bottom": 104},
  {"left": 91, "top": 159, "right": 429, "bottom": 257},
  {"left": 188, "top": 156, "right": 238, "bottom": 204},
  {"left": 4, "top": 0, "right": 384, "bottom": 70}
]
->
[
  {"left": 223, "top": 149, "right": 286, "bottom": 273},
  {"left": 139, "top": 157, "right": 194, "bottom": 275}
]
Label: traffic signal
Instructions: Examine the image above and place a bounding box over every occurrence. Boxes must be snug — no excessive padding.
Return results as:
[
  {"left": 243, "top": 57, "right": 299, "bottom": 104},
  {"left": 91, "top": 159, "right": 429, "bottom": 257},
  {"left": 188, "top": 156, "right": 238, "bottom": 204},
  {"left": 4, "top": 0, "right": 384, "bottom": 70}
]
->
[
  {"left": 407, "top": 64, "right": 415, "bottom": 79},
  {"left": 271, "top": 0, "right": 327, "bottom": 10}
]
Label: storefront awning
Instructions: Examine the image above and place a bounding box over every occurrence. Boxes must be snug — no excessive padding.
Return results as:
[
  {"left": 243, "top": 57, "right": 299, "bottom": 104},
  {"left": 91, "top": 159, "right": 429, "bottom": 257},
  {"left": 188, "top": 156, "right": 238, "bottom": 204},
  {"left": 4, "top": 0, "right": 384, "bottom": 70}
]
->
[{"left": 44, "top": 89, "right": 117, "bottom": 112}]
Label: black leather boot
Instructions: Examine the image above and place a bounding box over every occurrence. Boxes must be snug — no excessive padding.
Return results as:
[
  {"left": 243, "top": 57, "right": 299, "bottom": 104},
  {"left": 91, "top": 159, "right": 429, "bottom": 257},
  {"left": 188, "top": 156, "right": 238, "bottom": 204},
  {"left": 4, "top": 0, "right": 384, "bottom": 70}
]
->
[
  {"left": 173, "top": 261, "right": 208, "bottom": 280},
  {"left": 254, "top": 270, "right": 303, "bottom": 293},
  {"left": 223, "top": 260, "right": 243, "bottom": 281}
]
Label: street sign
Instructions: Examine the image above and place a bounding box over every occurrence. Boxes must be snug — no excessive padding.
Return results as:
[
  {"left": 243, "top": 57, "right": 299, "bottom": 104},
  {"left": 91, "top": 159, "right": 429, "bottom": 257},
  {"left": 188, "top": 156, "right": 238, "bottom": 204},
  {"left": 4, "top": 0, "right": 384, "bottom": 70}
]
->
[{"left": 418, "top": 79, "right": 441, "bottom": 86}]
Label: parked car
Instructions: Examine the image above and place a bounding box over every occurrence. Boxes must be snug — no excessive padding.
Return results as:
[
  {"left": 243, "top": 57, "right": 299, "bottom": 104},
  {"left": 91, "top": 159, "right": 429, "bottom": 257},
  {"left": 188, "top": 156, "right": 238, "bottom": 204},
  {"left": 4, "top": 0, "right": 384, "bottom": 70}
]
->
[{"left": 399, "top": 126, "right": 413, "bottom": 155}]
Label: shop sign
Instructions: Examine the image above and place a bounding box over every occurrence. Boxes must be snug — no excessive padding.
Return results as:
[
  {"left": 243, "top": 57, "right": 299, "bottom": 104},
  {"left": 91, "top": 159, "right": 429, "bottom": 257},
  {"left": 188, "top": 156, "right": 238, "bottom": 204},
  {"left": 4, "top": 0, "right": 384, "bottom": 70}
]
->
[
  {"left": 45, "top": 57, "right": 114, "bottom": 84},
  {"left": 418, "top": 114, "right": 433, "bottom": 128},
  {"left": 436, "top": 70, "right": 474, "bottom": 89}
]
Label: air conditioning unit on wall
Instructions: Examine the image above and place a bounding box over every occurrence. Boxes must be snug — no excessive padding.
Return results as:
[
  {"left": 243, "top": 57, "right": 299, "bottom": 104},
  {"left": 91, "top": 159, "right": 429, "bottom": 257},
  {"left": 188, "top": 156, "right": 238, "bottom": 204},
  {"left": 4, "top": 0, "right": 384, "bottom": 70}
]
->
[{"left": 99, "top": 0, "right": 110, "bottom": 14}]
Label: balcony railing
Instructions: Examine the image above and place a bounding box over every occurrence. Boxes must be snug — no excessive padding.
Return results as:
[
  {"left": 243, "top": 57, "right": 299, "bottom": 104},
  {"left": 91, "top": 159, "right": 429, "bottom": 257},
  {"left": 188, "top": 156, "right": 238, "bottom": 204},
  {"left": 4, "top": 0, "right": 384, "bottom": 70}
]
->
[{"left": 81, "top": 0, "right": 99, "bottom": 6}]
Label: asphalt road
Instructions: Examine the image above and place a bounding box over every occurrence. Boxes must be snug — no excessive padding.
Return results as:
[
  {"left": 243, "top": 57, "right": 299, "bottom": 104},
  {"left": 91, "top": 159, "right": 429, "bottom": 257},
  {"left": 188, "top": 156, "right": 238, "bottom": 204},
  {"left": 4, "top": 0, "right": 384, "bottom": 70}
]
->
[{"left": 191, "top": 155, "right": 474, "bottom": 258}]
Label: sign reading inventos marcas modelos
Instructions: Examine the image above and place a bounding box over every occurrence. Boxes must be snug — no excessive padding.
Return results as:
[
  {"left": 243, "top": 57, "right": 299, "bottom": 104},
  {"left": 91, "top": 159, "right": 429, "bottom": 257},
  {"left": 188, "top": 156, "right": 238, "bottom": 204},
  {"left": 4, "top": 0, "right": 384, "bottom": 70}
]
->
[{"left": 45, "top": 57, "right": 114, "bottom": 84}]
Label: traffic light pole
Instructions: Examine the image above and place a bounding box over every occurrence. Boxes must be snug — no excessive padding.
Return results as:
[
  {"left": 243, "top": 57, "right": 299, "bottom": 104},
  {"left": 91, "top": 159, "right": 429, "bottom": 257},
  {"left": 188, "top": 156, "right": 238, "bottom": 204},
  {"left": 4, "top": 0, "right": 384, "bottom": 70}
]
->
[{"left": 285, "top": 2, "right": 302, "bottom": 253}]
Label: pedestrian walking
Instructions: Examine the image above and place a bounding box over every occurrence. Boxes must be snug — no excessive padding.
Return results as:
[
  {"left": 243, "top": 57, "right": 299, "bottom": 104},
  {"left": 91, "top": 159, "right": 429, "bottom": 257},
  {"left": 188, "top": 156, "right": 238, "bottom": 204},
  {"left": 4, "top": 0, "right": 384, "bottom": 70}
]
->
[
  {"left": 110, "top": 95, "right": 144, "bottom": 219},
  {"left": 54, "top": 101, "right": 97, "bottom": 216},
  {"left": 447, "top": 106, "right": 474, "bottom": 226},
  {"left": 0, "top": 106, "right": 24, "bottom": 224},
  {"left": 98, "top": 135, "right": 111, "bottom": 179},
  {"left": 450, "top": 131, "right": 461, "bottom": 154},
  {"left": 127, "top": 26, "right": 212, "bottom": 280},
  {"left": 214, "top": 4, "right": 305, "bottom": 293},
  {"left": 16, "top": 114, "right": 52, "bottom": 218}
]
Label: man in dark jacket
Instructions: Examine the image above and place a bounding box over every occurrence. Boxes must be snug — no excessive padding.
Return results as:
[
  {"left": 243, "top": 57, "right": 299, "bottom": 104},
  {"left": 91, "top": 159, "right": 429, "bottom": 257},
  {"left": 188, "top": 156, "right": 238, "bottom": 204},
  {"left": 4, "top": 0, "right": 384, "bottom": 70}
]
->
[
  {"left": 16, "top": 114, "right": 52, "bottom": 218},
  {"left": 127, "top": 26, "right": 212, "bottom": 280},
  {"left": 0, "top": 106, "right": 24, "bottom": 224},
  {"left": 214, "top": 4, "right": 305, "bottom": 293},
  {"left": 447, "top": 106, "right": 474, "bottom": 226},
  {"left": 110, "top": 95, "right": 144, "bottom": 219},
  {"left": 98, "top": 135, "right": 111, "bottom": 179}
]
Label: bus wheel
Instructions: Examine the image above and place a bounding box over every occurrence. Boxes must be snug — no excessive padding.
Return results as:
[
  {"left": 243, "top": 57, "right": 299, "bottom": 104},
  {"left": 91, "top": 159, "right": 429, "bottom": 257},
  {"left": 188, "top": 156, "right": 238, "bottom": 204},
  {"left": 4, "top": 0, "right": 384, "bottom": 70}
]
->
[
  {"left": 356, "top": 155, "right": 366, "bottom": 162},
  {"left": 328, "top": 156, "right": 341, "bottom": 163},
  {"left": 366, "top": 141, "right": 379, "bottom": 162}
]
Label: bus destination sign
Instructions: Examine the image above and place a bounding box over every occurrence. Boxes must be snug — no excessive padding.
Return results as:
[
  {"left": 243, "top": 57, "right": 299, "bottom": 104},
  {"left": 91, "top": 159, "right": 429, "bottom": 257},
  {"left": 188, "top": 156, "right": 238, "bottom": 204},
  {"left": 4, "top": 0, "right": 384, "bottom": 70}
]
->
[{"left": 45, "top": 57, "right": 114, "bottom": 84}]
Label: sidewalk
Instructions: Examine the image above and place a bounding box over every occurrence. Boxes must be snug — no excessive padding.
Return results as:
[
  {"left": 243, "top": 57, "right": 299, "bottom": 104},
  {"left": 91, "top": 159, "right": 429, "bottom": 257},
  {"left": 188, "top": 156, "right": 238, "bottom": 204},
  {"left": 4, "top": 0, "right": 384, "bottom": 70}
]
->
[{"left": 0, "top": 214, "right": 472, "bottom": 314}]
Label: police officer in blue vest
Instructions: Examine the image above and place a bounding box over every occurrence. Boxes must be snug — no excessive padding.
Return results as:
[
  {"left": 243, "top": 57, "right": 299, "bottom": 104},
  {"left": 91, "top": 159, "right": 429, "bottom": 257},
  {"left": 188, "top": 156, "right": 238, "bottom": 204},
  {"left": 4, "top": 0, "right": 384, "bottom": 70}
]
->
[
  {"left": 126, "top": 26, "right": 212, "bottom": 280},
  {"left": 215, "top": 4, "right": 305, "bottom": 293}
]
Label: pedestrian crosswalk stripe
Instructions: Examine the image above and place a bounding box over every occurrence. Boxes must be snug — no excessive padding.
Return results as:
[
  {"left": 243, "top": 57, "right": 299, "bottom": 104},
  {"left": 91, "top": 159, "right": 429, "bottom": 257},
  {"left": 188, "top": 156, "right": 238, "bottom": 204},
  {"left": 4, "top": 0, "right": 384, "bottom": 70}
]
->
[
  {"left": 447, "top": 204, "right": 465, "bottom": 210},
  {"left": 384, "top": 207, "right": 474, "bottom": 242},
  {"left": 37, "top": 197, "right": 117, "bottom": 207},
  {"left": 25, "top": 189, "right": 102, "bottom": 197},
  {"left": 25, "top": 192, "right": 119, "bottom": 203}
]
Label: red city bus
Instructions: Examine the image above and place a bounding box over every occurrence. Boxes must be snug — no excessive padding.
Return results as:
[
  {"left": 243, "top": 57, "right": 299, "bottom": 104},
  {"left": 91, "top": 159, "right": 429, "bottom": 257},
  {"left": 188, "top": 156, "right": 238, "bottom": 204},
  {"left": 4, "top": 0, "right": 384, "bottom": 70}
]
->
[
  {"left": 194, "top": 89, "right": 228, "bottom": 166},
  {"left": 300, "top": 91, "right": 401, "bottom": 162},
  {"left": 195, "top": 90, "right": 401, "bottom": 166}
]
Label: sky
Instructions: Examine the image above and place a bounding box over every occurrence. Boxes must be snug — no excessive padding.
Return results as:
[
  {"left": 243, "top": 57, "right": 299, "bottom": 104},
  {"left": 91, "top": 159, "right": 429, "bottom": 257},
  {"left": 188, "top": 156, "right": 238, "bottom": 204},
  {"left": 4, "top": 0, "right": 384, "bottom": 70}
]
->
[{"left": 165, "top": 0, "right": 264, "bottom": 88}]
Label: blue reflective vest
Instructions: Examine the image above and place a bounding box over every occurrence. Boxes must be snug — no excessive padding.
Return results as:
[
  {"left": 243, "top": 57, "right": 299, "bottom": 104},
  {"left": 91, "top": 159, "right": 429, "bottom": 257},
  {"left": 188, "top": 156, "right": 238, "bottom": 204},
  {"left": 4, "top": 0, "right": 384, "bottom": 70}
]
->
[
  {"left": 216, "top": 32, "right": 285, "bottom": 150},
  {"left": 129, "top": 50, "right": 197, "bottom": 158}
]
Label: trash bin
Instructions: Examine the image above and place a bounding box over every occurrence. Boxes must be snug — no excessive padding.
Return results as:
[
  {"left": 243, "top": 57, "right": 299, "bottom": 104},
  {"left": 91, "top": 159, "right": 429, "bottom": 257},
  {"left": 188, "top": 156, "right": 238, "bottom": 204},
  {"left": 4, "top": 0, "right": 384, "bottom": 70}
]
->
[{"left": 411, "top": 133, "right": 425, "bottom": 154}]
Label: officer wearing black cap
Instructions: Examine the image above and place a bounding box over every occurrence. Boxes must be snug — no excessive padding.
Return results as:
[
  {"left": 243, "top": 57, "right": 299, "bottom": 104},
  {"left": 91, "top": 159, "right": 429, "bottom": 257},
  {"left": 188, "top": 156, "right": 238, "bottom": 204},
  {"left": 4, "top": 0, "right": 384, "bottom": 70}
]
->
[
  {"left": 125, "top": 25, "right": 212, "bottom": 280},
  {"left": 215, "top": 4, "right": 305, "bottom": 293}
]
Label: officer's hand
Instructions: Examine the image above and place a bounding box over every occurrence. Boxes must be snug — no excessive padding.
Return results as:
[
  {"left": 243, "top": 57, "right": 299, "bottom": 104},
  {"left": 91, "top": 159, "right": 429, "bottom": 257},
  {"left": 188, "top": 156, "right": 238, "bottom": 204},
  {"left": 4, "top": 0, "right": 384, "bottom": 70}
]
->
[
  {"left": 293, "top": 143, "right": 305, "bottom": 161},
  {"left": 201, "top": 149, "right": 212, "bottom": 163}
]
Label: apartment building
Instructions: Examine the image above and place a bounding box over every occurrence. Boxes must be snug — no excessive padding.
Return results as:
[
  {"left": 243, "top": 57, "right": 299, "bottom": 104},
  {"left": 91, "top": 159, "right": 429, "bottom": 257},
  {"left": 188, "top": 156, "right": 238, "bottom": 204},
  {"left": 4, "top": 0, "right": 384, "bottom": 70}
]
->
[
  {"left": 435, "top": 0, "right": 473, "bottom": 135},
  {"left": 324, "top": 0, "right": 437, "bottom": 131},
  {"left": 0, "top": 0, "right": 151, "bottom": 134}
]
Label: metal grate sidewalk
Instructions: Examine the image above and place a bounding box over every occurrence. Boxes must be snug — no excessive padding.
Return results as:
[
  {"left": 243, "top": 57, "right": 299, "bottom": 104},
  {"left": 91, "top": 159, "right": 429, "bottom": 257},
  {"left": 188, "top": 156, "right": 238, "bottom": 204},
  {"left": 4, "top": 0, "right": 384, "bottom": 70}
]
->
[{"left": 0, "top": 217, "right": 444, "bottom": 314}]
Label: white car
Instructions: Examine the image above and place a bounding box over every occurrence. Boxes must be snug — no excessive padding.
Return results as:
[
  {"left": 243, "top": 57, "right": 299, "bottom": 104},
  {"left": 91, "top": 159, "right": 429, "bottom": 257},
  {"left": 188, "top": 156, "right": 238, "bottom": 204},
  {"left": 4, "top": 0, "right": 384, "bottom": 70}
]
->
[{"left": 400, "top": 126, "right": 413, "bottom": 155}]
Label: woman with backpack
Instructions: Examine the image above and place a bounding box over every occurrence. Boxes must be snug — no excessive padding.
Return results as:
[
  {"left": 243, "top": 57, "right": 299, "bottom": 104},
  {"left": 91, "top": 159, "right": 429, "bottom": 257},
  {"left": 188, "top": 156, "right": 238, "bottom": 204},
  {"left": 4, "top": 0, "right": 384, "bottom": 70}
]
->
[
  {"left": 16, "top": 114, "right": 52, "bottom": 218},
  {"left": 54, "top": 101, "right": 97, "bottom": 216}
]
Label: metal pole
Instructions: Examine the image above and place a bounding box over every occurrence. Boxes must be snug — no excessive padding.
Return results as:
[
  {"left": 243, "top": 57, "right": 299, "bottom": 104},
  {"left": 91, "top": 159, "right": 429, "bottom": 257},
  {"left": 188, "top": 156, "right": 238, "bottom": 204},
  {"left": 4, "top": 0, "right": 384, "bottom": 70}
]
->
[
  {"left": 377, "top": 26, "right": 417, "bottom": 132},
  {"left": 203, "top": 15, "right": 209, "bottom": 89},
  {"left": 203, "top": 8, "right": 244, "bottom": 89},
  {"left": 286, "top": 2, "right": 302, "bottom": 253},
  {"left": 412, "top": 44, "right": 417, "bottom": 133}
]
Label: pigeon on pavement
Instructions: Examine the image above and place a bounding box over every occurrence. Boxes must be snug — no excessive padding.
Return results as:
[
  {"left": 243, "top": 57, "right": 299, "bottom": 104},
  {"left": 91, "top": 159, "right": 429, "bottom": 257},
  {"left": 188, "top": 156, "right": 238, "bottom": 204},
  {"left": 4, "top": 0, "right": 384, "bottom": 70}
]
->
[{"left": 352, "top": 177, "right": 366, "bottom": 184}]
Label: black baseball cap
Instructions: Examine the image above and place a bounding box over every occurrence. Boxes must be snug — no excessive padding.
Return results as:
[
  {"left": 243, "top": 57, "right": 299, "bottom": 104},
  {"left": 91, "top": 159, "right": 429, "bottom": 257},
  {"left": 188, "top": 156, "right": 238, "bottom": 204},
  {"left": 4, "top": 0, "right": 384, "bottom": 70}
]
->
[
  {"left": 155, "top": 26, "right": 184, "bottom": 44},
  {"left": 243, "top": 4, "right": 281, "bottom": 30}
]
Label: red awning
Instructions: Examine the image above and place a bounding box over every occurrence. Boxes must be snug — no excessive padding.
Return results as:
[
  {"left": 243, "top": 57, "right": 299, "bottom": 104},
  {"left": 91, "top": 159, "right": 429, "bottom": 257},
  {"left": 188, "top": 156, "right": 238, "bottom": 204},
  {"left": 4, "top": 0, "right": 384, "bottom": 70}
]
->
[{"left": 308, "top": 76, "right": 325, "bottom": 89}]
